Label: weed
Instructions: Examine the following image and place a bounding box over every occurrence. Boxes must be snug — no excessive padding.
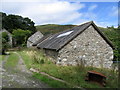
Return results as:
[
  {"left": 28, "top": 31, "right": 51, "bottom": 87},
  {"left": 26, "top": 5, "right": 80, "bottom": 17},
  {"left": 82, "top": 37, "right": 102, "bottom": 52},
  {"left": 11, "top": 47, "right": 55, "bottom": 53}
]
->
[{"left": 18, "top": 49, "right": 118, "bottom": 88}]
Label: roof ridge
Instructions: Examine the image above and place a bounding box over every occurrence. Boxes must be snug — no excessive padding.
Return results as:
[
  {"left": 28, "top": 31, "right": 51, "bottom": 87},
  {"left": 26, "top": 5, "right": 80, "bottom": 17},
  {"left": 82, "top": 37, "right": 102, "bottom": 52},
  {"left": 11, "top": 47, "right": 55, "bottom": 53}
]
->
[{"left": 37, "top": 21, "right": 114, "bottom": 50}]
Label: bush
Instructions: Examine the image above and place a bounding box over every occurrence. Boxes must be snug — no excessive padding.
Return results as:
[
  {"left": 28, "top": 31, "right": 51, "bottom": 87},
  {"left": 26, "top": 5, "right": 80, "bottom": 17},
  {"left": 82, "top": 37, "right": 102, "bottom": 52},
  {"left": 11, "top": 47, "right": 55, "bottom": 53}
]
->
[
  {"left": 0, "top": 32, "right": 10, "bottom": 54},
  {"left": 12, "top": 29, "right": 31, "bottom": 46}
]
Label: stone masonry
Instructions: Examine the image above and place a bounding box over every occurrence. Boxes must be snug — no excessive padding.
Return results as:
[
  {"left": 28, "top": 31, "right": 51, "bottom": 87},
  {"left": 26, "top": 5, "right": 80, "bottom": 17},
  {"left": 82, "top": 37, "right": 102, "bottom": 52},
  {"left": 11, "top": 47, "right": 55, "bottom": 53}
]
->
[{"left": 56, "top": 25, "right": 113, "bottom": 69}]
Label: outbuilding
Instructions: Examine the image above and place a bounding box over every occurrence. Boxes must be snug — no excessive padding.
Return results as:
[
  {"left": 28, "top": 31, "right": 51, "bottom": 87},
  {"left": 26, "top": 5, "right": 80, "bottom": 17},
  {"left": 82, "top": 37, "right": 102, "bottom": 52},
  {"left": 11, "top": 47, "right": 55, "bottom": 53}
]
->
[
  {"left": 37, "top": 21, "right": 114, "bottom": 69},
  {"left": 27, "top": 31, "right": 43, "bottom": 47}
]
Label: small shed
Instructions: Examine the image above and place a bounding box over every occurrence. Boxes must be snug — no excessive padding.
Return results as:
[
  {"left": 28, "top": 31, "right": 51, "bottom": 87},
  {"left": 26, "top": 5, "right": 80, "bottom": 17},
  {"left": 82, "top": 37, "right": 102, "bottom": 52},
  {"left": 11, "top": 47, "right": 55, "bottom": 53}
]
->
[
  {"left": 37, "top": 21, "right": 114, "bottom": 69},
  {"left": 27, "top": 31, "right": 43, "bottom": 47},
  {"left": 0, "top": 29, "right": 13, "bottom": 47},
  {"left": 85, "top": 71, "right": 106, "bottom": 86}
]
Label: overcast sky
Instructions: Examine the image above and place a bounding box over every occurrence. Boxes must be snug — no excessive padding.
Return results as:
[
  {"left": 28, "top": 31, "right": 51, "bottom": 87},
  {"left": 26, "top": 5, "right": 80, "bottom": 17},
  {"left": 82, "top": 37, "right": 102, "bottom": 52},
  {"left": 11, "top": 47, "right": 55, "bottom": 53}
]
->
[{"left": 1, "top": 0, "right": 119, "bottom": 27}]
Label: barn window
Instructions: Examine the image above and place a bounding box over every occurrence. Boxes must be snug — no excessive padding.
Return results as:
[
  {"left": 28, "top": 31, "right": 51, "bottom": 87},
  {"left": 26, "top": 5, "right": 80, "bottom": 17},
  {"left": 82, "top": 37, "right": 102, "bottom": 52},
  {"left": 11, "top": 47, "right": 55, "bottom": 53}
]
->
[{"left": 57, "top": 31, "right": 73, "bottom": 38}]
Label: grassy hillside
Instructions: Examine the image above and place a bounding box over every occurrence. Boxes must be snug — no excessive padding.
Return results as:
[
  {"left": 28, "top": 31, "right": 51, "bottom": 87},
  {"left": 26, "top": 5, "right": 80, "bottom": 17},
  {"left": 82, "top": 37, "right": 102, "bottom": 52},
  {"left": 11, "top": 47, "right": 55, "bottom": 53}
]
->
[{"left": 36, "top": 24, "right": 76, "bottom": 35}]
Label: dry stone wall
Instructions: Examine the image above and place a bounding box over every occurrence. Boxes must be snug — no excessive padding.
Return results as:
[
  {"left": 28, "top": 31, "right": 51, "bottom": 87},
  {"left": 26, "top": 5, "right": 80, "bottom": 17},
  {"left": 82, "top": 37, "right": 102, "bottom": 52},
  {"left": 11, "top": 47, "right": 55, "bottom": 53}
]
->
[{"left": 57, "top": 25, "right": 113, "bottom": 69}]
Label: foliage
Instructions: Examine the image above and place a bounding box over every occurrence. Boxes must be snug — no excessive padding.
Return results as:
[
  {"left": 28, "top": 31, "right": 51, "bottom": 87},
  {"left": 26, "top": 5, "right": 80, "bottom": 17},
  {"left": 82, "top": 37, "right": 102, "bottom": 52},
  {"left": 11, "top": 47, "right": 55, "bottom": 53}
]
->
[
  {"left": 12, "top": 29, "right": 31, "bottom": 46},
  {"left": 0, "top": 32, "right": 10, "bottom": 54},
  {"left": 2, "top": 32, "right": 9, "bottom": 42},
  {"left": 1, "top": 12, "right": 36, "bottom": 33},
  {"left": 18, "top": 49, "right": 118, "bottom": 88},
  {"left": 100, "top": 27, "right": 120, "bottom": 61}
]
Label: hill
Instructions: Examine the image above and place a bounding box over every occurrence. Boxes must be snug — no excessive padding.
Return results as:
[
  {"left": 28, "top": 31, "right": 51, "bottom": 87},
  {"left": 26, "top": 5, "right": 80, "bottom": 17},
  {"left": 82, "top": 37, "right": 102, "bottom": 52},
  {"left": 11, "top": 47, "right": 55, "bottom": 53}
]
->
[{"left": 36, "top": 24, "right": 76, "bottom": 35}]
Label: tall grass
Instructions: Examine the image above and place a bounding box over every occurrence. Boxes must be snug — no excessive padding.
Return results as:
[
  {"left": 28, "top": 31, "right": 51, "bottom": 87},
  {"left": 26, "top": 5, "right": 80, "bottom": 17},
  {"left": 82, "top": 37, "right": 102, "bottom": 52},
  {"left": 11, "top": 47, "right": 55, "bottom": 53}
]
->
[{"left": 18, "top": 49, "right": 118, "bottom": 88}]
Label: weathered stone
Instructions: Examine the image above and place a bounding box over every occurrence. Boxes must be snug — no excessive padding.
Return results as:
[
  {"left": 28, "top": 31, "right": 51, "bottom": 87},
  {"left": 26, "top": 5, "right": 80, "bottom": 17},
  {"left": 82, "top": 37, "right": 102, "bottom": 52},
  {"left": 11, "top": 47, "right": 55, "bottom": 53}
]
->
[
  {"left": 44, "top": 25, "right": 114, "bottom": 69},
  {"left": 56, "top": 25, "right": 113, "bottom": 69},
  {"left": 27, "top": 31, "right": 43, "bottom": 47}
]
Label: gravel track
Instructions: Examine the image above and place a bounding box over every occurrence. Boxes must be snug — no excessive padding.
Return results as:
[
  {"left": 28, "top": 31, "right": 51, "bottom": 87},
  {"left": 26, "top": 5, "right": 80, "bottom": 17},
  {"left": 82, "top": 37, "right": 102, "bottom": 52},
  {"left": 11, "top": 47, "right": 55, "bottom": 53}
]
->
[{"left": 1, "top": 52, "right": 49, "bottom": 88}]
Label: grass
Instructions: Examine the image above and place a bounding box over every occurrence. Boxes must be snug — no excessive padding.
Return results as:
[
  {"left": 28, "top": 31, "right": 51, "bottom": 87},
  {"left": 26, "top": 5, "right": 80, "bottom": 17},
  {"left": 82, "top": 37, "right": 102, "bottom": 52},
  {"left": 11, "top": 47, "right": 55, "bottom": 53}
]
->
[
  {"left": 4, "top": 52, "right": 19, "bottom": 69},
  {"left": 18, "top": 49, "right": 118, "bottom": 88},
  {"left": 33, "top": 72, "right": 71, "bottom": 88},
  {"left": 0, "top": 55, "right": 6, "bottom": 61},
  {"left": 18, "top": 50, "right": 34, "bottom": 69}
]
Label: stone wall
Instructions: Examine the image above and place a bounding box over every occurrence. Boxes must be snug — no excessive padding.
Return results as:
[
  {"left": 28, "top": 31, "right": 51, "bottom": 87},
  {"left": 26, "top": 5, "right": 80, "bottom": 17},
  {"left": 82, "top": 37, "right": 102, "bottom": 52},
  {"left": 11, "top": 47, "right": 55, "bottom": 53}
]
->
[
  {"left": 27, "top": 31, "right": 43, "bottom": 47},
  {"left": 56, "top": 25, "right": 114, "bottom": 69},
  {"left": 44, "top": 49, "right": 58, "bottom": 62},
  {"left": 27, "top": 41, "right": 33, "bottom": 48}
]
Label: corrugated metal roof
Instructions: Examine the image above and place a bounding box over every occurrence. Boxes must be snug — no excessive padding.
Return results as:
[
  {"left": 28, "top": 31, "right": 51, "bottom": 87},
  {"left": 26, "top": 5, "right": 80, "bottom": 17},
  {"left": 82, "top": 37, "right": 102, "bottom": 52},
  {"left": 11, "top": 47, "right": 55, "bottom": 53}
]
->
[{"left": 37, "top": 21, "right": 114, "bottom": 51}]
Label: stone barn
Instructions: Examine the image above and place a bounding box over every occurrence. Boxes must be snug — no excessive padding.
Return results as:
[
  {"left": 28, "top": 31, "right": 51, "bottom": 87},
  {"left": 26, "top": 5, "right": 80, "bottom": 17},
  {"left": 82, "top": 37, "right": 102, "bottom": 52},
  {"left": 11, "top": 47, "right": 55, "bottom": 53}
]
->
[
  {"left": 27, "top": 31, "right": 43, "bottom": 47},
  {"left": 37, "top": 21, "right": 114, "bottom": 69}
]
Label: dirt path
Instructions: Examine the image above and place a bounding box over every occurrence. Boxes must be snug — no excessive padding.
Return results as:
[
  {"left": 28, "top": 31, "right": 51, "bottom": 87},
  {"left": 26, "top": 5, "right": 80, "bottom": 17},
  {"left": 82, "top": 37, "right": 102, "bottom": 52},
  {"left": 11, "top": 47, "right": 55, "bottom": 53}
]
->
[
  {"left": 0, "top": 55, "right": 9, "bottom": 89},
  {"left": 1, "top": 52, "right": 50, "bottom": 88}
]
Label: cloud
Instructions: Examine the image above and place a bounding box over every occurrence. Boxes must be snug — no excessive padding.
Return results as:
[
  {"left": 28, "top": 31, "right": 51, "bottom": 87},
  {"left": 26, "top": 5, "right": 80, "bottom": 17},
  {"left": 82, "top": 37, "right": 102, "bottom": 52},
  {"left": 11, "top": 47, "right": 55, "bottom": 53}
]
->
[
  {"left": 2, "top": 0, "right": 119, "bottom": 2},
  {"left": 94, "top": 20, "right": 117, "bottom": 28},
  {"left": 3, "top": 0, "right": 85, "bottom": 24},
  {"left": 2, "top": 0, "right": 57, "bottom": 2},
  {"left": 88, "top": 5, "right": 97, "bottom": 11},
  {"left": 110, "top": 6, "right": 118, "bottom": 16},
  {"left": 1, "top": 1, "right": 118, "bottom": 27}
]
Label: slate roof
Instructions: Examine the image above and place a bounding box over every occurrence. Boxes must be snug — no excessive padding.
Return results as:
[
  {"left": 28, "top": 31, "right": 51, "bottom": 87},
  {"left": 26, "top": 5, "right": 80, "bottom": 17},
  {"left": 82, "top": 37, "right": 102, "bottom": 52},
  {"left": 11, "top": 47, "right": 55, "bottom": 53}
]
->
[
  {"left": 37, "top": 21, "right": 114, "bottom": 51},
  {"left": 32, "top": 34, "right": 53, "bottom": 46},
  {"left": 27, "top": 31, "right": 43, "bottom": 43}
]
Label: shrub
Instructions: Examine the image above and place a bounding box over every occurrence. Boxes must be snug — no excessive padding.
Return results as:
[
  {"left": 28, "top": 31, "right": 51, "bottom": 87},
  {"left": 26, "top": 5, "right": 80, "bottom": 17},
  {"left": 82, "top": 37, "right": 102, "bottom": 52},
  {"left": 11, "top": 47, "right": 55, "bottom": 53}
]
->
[{"left": 0, "top": 32, "right": 11, "bottom": 54}]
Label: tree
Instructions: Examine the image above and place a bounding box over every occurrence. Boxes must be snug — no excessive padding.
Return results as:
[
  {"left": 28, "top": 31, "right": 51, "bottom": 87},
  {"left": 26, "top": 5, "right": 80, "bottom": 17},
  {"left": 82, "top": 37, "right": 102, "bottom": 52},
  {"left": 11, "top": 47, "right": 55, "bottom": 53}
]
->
[
  {"left": 0, "top": 32, "right": 10, "bottom": 55},
  {"left": 12, "top": 29, "right": 31, "bottom": 46},
  {"left": 1, "top": 12, "right": 36, "bottom": 33},
  {"left": 2, "top": 31, "right": 9, "bottom": 41},
  {"left": 118, "top": 25, "right": 120, "bottom": 30}
]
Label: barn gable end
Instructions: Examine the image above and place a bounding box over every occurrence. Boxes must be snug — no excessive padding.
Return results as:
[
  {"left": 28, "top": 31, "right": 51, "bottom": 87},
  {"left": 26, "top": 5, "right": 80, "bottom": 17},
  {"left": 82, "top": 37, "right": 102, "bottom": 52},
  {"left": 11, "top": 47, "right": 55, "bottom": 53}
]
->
[
  {"left": 37, "top": 21, "right": 114, "bottom": 69},
  {"left": 57, "top": 25, "right": 113, "bottom": 69}
]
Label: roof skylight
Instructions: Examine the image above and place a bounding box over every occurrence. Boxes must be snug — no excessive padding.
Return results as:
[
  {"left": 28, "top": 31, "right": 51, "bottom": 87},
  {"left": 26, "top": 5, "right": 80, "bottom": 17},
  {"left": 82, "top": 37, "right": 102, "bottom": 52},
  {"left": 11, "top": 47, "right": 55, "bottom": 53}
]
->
[{"left": 57, "top": 31, "right": 73, "bottom": 38}]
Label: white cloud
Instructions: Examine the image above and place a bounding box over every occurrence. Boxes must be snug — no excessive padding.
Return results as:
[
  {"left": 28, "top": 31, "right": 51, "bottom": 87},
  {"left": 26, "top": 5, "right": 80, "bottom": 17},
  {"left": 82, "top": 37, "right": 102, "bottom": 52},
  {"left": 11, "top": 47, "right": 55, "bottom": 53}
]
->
[
  {"left": 88, "top": 5, "right": 97, "bottom": 11},
  {"left": 2, "top": 0, "right": 119, "bottom": 2},
  {"left": 1, "top": 1, "right": 118, "bottom": 27},
  {"left": 2, "top": 0, "right": 57, "bottom": 2},
  {"left": 3, "top": 0, "right": 84, "bottom": 24},
  {"left": 71, "top": 12, "right": 97, "bottom": 25},
  {"left": 94, "top": 21, "right": 118, "bottom": 28}
]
